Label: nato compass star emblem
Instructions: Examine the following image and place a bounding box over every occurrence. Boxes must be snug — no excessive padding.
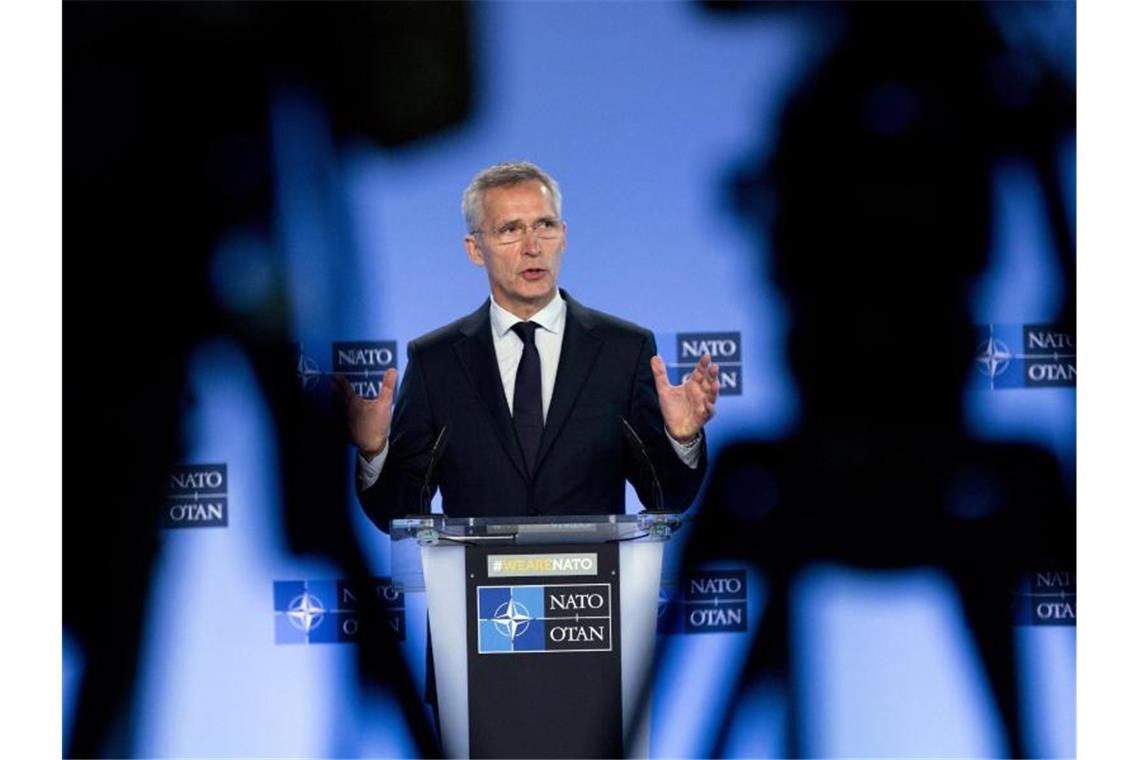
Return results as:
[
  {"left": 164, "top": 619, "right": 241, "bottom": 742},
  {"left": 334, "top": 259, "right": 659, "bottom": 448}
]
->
[
  {"left": 491, "top": 598, "right": 533, "bottom": 640},
  {"left": 295, "top": 348, "right": 323, "bottom": 391},
  {"left": 286, "top": 591, "right": 327, "bottom": 635},
  {"left": 975, "top": 333, "right": 1013, "bottom": 388}
]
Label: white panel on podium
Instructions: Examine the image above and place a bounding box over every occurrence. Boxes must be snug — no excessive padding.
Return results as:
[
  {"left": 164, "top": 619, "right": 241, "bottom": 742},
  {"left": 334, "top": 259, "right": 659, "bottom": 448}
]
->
[
  {"left": 619, "top": 539, "right": 664, "bottom": 758},
  {"left": 420, "top": 544, "right": 469, "bottom": 759}
]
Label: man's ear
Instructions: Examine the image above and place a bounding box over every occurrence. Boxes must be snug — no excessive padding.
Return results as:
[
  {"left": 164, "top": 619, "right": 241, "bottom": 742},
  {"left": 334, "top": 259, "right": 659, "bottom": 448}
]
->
[{"left": 464, "top": 234, "right": 485, "bottom": 267}]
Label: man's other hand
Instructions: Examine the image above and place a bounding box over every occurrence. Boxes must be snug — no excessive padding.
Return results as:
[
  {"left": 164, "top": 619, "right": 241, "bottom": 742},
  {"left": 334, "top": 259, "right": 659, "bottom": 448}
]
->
[
  {"left": 650, "top": 352, "right": 719, "bottom": 443},
  {"left": 334, "top": 368, "right": 398, "bottom": 460}
]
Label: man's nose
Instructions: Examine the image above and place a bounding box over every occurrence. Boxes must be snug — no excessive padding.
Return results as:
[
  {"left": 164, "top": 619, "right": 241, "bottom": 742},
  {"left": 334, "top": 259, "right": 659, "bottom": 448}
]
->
[{"left": 521, "top": 226, "right": 543, "bottom": 254}]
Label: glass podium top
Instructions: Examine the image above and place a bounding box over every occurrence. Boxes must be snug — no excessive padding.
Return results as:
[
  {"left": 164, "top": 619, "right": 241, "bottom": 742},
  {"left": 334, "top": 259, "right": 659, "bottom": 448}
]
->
[
  {"left": 387, "top": 513, "right": 686, "bottom": 592},
  {"left": 389, "top": 512, "right": 683, "bottom": 546}
]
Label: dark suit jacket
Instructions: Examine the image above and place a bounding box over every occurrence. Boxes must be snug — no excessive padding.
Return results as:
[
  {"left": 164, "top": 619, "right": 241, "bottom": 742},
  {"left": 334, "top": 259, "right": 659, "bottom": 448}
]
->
[{"left": 359, "top": 291, "right": 706, "bottom": 530}]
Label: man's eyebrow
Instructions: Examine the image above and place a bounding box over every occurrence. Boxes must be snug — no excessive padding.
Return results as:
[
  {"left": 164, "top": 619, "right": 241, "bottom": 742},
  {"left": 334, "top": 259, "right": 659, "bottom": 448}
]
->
[{"left": 495, "top": 215, "right": 557, "bottom": 228}]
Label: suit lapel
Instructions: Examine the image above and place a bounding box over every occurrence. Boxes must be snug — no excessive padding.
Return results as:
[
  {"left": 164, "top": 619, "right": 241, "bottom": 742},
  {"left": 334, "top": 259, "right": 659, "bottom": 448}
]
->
[
  {"left": 533, "top": 294, "right": 603, "bottom": 474},
  {"left": 453, "top": 302, "right": 529, "bottom": 481}
]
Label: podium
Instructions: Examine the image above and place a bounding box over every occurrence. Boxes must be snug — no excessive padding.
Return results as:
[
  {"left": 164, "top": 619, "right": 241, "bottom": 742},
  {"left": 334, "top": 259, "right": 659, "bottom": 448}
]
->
[{"left": 390, "top": 513, "right": 682, "bottom": 759}]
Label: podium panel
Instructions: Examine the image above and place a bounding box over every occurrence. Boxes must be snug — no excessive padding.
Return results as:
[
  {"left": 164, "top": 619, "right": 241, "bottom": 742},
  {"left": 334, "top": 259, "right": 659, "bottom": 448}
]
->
[
  {"left": 466, "top": 543, "right": 623, "bottom": 757},
  {"left": 392, "top": 514, "right": 679, "bottom": 759}
]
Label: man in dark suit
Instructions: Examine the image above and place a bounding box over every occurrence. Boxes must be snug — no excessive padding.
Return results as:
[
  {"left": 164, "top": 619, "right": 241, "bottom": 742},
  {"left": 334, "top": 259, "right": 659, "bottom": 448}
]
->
[{"left": 341, "top": 161, "right": 719, "bottom": 528}]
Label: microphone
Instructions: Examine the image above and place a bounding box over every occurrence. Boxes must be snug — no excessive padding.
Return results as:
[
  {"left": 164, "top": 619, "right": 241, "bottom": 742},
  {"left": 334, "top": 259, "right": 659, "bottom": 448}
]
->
[
  {"left": 620, "top": 417, "right": 664, "bottom": 512},
  {"left": 418, "top": 425, "right": 450, "bottom": 516}
]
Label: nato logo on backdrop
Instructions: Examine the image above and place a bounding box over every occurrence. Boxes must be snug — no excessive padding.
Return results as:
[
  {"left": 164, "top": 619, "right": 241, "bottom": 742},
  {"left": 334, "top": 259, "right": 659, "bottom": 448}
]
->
[
  {"left": 972, "top": 324, "right": 1075, "bottom": 390},
  {"left": 333, "top": 341, "right": 398, "bottom": 399},
  {"left": 292, "top": 340, "right": 399, "bottom": 397},
  {"left": 274, "top": 578, "right": 405, "bottom": 644},
  {"left": 658, "top": 569, "right": 747, "bottom": 635},
  {"left": 1014, "top": 569, "right": 1075, "bottom": 626},
  {"left": 666, "top": 331, "right": 742, "bottom": 396},
  {"left": 163, "top": 464, "right": 228, "bottom": 528}
]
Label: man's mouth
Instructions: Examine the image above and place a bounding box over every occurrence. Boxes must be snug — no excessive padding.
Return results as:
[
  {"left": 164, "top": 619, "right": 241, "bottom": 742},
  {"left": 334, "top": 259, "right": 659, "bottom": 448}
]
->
[{"left": 520, "top": 268, "right": 546, "bottom": 281}]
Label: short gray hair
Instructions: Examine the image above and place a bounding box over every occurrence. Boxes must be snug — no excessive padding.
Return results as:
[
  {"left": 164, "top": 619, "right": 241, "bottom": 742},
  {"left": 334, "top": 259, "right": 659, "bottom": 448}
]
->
[{"left": 462, "top": 161, "right": 563, "bottom": 232}]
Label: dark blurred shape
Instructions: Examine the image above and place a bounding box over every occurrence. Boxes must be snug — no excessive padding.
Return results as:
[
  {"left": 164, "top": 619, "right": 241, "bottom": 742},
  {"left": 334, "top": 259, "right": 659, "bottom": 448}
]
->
[
  {"left": 64, "top": 3, "right": 472, "bottom": 756},
  {"left": 678, "top": 2, "right": 1075, "bottom": 756}
]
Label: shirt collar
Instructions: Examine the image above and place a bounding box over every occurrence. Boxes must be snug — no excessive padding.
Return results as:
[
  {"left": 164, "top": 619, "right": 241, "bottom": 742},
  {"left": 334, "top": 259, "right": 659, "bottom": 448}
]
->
[{"left": 490, "top": 291, "right": 566, "bottom": 338}]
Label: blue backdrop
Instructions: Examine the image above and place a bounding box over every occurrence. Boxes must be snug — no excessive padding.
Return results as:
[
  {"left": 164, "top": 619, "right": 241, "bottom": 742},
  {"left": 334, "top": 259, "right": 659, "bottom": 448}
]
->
[{"left": 64, "top": 3, "right": 1075, "bottom": 757}]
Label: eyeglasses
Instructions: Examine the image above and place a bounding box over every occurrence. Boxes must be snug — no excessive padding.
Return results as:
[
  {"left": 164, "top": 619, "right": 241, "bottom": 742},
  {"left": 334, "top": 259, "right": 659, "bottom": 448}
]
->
[{"left": 473, "top": 218, "right": 564, "bottom": 245}]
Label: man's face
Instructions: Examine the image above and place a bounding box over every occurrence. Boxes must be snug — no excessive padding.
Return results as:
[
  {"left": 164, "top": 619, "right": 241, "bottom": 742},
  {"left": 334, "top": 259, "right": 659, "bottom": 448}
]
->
[{"left": 464, "top": 180, "right": 566, "bottom": 318}]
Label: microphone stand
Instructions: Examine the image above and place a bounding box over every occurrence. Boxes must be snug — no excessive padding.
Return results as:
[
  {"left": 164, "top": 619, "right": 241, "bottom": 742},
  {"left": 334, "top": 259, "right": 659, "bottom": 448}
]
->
[
  {"left": 620, "top": 417, "right": 665, "bottom": 513},
  {"left": 416, "top": 425, "right": 449, "bottom": 517}
]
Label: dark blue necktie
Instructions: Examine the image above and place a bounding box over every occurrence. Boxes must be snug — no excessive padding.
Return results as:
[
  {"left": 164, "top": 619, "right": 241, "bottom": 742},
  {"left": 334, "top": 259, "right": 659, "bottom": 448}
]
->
[{"left": 511, "top": 321, "right": 543, "bottom": 473}]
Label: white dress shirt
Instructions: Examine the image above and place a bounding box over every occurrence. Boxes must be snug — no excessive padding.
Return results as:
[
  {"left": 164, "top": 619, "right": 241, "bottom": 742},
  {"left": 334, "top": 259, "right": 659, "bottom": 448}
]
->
[
  {"left": 358, "top": 292, "right": 701, "bottom": 489},
  {"left": 489, "top": 291, "right": 565, "bottom": 420}
]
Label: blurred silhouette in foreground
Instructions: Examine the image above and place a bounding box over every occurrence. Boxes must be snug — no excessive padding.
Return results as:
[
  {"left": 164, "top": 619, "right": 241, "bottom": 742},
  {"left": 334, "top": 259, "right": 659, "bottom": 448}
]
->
[
  {"left": 676, "top": 3, "right": 1075, "bottom": 756},
  {"left": 65, "top": 4, "right": 472, "bottom": 756}
]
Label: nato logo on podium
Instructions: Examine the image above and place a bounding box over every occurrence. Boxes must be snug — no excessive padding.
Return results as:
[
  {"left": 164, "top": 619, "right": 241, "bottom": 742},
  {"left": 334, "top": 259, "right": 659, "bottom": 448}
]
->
[{"left": 477, "top": 584, "right": 614, "bottom": 654}]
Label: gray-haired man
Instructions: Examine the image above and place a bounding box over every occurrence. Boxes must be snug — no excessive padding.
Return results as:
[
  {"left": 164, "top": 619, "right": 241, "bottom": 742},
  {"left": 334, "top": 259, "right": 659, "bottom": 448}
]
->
[{"left": 339, "top": 161, "right": 719, "bottom": 526}]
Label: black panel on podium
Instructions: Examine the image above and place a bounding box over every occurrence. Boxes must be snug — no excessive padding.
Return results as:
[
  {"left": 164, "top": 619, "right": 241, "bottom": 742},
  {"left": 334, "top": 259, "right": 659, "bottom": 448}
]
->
[{"left": 390, "top": 514, "right": 681, "bottom": 759}]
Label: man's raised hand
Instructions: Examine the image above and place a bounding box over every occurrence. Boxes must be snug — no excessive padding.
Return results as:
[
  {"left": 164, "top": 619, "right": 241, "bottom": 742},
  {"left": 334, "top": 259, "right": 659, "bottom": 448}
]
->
[
  {"left": 334, "top": 367, "right": 398, "bottom": 460},
  {"left": 650, "top": 352, "right": 719, "bottom": 444}
]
